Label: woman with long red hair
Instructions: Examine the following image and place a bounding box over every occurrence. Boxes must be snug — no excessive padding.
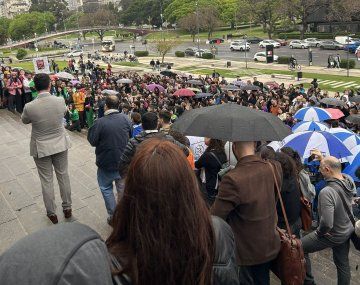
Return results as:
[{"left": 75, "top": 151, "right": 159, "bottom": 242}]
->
[{"left": 106, "top": 138, "right": 238, "bottom": 285}]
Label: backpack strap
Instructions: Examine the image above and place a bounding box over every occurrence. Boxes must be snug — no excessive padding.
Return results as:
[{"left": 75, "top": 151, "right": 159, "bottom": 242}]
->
[
  {"left": 330, "top": 181, "right": 356, "bottom": 227},
  {"left": 209, "top": 151, "right": 222, "bottom": 168}
]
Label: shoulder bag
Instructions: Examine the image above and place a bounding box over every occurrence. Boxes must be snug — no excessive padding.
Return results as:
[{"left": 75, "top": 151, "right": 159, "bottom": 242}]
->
[
  {"left": 268, "top": 162, "right": 306, "bottom": 285},
  {"left": 332, "top": 182, "right": 360, "bottom": 251},
  {"left": 298, "top": 179, "right": 312, "bottom": 231}
]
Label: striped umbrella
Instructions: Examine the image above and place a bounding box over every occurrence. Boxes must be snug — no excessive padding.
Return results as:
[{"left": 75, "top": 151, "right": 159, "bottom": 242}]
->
[
  {"left": 282, "top": 131, "right": 351, "bottom": 159},
  {"left": 328, "top": 128, "right": 360, "bottom": 151},
  {"left": 294, "top": 107, "right": 332, "bottom": 121},
  {"left": 343, "top": 145, "right": 360, "bottom": 182},
  {"left": 292, "top": 121, "right": 329, "bottom": 133}
]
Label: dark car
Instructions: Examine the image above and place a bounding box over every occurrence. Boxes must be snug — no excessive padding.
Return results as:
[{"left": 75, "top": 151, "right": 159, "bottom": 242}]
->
[
  {"left": 344, "top": 42, "right": 360, "bottom": 53},
  {"left": 208, "top": 38, "right": 225, "bottom": 44},
  {"left": 319, "top": 40, "right": 344, "bottom": 50},
  {"left": 184, "top": 47, "right": 198, "bottom": 56},
  {"left": 246, "top": 37, "right": 263, "bottom": 44}
]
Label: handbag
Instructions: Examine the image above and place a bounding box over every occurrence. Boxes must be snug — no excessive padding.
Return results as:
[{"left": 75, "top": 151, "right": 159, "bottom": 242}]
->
[
  {"left": 332, "top": 182, "right": 360, "bottom": 251},
  {"left": 298, "top": 180, "right": 312, "bottom": 231},
  {"left": 268, "top": 162, "right": 306, "bottom": 285}
]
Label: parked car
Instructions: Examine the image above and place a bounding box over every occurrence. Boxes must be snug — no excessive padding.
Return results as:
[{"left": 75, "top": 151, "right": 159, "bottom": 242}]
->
[
  {"left": 335, "top": 36, "right": 357, "bottom": 45},
  {"left": 275, "top": 39, "right": 288, "bottom": 46},
  {"left": 304, "top": 38, "right": 322, "bottom": 47},
  {"left": 195, "top": 49, "right": 211, "bottom": 57},
  {"left": 344, "top": 42, "right": 360, "bottom": 53},
  {"left": 258, "top": 40, "right": 281, "bottom": 48},
  {"left": 184, "top": 47, "right": 198, "bottom": 56},
  {"left": 318, "top": 40, "right": 344, "bottom": 50},
  {"left": 246, "top": 36, "right": 263, "bottom": 44},
  {"left": 208, "top": 38, "right": 224, "bottom": 44},
  {"left": 230, "top": 42, "right": 250, "bottom": 51},
  {"left": 253, "top": 51, "right": 279, "bottom": 62},
  {"left": 67, "top": 50, "right": 83, "bottom": 57},
  {"left": 289, "top": 40, "right": 309, "bottom": 49}
]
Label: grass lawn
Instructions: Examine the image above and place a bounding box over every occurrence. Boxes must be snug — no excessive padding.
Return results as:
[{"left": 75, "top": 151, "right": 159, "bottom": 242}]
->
[
  {"left": 113, "top": 61, "right": 144, "bottom": 67},
  {"left": 11, "top": 60, "right": 68, "bottom": 72}
]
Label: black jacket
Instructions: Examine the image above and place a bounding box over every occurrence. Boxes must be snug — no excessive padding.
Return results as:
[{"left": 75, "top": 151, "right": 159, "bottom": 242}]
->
[
  {"left": 119, "top": 130, "right": 189, "bottom": 176},
  {"left": 88, "top": 111, "right": 132, "bottom": 171}
]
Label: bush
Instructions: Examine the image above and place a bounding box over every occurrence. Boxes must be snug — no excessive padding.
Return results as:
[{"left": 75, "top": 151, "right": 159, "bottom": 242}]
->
[
  {"left": 134, "top": 51, "right": 149, "bottom": 57},
  {"left": 16, "top": 49, "right": 27, "bottom": 60},
  {"left": 175, "top": 51, "right": 185, "bottom": 57},
  {"left": 202, "top": 52, "right": 214, "bottom": 59},
  {"left": 277, "top": 56, "right": 290, "bottom": 64},
  {"left": 339, "top": 59, "right": 356, "bottom": 69}
]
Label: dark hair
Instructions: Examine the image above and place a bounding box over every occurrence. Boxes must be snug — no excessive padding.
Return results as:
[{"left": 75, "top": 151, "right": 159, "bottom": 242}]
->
[
  {"left": 33, "top": 73, "right": 50, "bottom": 92},
  {"left": 141, "top": 112, "right": 158, "bottom": 130},
  {"left": 159, "top": 110, "right": 171, "bottom": 124},
  {"left": 106, "top": 138, "right": 214, "bottom": 285},
  {"left": 131, "top": 112, "right": 141, "bottom": 124},
  {"left": 281, "top": 147, "right": 303, "bottom": 173},
  {"left": 205, "top": 139, "right": 225, "bottom": 155},
  {"left": 105, "top": 95, "right": 119, "bottom": 110},
  {"left": 169, "top": 129, "right": 190, "bottom": 147},
  {"left": 274, "top": 152, "right": 297, "bottom": 179},
  {"left": 257, "top": 145, "right": 276, "bottom": 160}
]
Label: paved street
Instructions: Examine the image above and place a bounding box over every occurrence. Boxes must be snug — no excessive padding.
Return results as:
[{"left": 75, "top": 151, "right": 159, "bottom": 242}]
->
[{"left": 0, "top": 109, "right": 359, "bottom": 284}]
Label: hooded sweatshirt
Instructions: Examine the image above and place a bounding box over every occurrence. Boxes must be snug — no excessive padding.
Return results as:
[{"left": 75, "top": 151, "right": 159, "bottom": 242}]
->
[{"left": 317, "top": 174, "right": 356, "bottom": 243}]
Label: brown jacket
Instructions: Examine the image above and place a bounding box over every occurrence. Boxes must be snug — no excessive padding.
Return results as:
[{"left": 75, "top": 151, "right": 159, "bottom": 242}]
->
[{"left": 211, "top": 155, "right": 282, "bottom": 266}]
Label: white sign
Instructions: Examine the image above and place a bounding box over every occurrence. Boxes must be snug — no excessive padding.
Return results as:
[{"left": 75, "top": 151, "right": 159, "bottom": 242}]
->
[
  {"left": 33, "top": 57, "right": 51, "bottom": 74},
  {"left": 187, "top": 136, "right": 206, "bottom": 161}
]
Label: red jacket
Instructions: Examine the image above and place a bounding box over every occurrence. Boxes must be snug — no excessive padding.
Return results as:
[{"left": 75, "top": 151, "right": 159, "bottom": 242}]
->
[{"left": 6, "top": 78, "right": 23, "bottom": 96}]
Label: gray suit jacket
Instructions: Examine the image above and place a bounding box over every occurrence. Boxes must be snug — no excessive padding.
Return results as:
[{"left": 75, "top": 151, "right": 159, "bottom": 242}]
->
[{"left": 21, "top": 92, "right": 71, "bottom": 158}]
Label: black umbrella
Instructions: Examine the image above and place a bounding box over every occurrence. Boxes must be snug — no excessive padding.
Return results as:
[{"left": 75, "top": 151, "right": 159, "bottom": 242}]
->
[
  {"left": 349, "top": 96, "right": 360, "bottom": 104},
  {"left": 345, "top": 115, "right": 360, "bottom": 125},
  {"left": 171, "top": 103, "right": 292, "bottom": 141},
  {"left": 186, "top": 79, "right": 204, "bottom": 86},
  {"left": 320, "top": 97, "right": 346, "bottom": 107},
  {"left": 160, "top": 70, "right": 177, "bottom": 77},
  {"left": 194, "top": 92, "right": 213, "bottom": 99},
  {"left": 223, "top": 85, "right": 240, "bottom": 91},
  {"left": 239, "top": 85, "right": 261, "bottom": 91}
]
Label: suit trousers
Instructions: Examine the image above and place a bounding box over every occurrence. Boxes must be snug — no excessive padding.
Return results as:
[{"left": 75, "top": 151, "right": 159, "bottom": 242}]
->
[{"left": 33, "top": 150, "right": 72, "bottom": 216}]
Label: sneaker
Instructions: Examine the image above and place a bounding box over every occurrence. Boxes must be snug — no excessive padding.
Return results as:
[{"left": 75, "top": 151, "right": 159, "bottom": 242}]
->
[
  {"left": 47, "top": 214, "right": 58, "bottom": 224},
  {"left": 63, "top": 208, "right": 72, "bottom": 219}
]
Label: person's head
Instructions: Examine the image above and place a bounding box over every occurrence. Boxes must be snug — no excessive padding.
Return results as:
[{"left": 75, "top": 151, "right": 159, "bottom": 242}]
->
[
  {"left": 158, "top": 110, "right": 171, "bottom": 127},
  {"left": 141, "top": 112, "right": 158, "bottom": 130},
  {"left": 281, "top": 146, "right": 303, "bottom": 172},
  {"left": 105, "top": 95, "right": 119, "bottom": 111},
  {"left": 256, "top": 144, "right": 276, "bottom": 160},
  {"left": 274, "top": 152, "right": 297, "bottom": 179},
  {"left": 33, "top": 73, "right": 51, "bottom": 92},
  {"left": 131, "top": 112, "right": 141, "bottom": 124},
  {"left": 204, "top": 138, "right": 225, "bottom": 153},
  {"left": 319, "top": 156, "right": 342, "bottom": 179},
  {"left": 107, "top": 138, "right": 214, "bottom": 284},
  {"left": 232, "top": 141, "right": 256, "bottom": 160}
]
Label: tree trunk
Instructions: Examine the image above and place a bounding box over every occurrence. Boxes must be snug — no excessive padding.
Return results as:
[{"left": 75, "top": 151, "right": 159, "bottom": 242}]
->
[
  {"left": 192, "top": 34, "right": 195, "bottom": 42},
  {"left": 161, "top": 53, "right": 165, "bottom": 63},
  {"left": 230, "top": 21, "right": 235, "bottom": 29}
]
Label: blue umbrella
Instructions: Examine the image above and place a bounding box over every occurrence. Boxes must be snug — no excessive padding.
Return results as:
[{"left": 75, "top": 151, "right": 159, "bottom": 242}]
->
[
  {"left": 343, "top": 145, "right": 360, "bottom": 182},
  {"left": 294, "top": 107, "right": 332, "bottom": 121},
  {"left": 282, "top": 131, "right": 351, "bottom": 159},
  {"left": 328, "top": 128, "right": 360, "bottom": 151},
  {"left": 292, "top": 121, "right": 329, "bottom": 133}
]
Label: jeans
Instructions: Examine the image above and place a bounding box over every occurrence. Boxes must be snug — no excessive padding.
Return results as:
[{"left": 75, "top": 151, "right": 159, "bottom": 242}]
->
[
  {"left": 238, "top": 260, "right": 272, "bottom": 285},
  {"left": 301, "top": 231, "right": 351, "bottom": 285},
  {"left": 97, "top": 168, "right": 124, "bottom": 217}
]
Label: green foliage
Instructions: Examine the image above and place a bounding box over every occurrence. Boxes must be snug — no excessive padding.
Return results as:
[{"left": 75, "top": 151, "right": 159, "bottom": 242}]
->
[
  {"left": 30, "top": 0, "right": 68, "bottom": 23},
  {"left": 277, "top": 56, "right": 290, "bottom": 64},
  {"left": 201, "top": 52, "right": 214, "bottom": 59},
  {"left": 175, "top": 51, "right": 185, "bottom": 57},
  {"left": 64, "top": 12, "right": 84, "bottom": 30},
  {"left": 134, "top": 51, "right": 149, "bottom": 57},
  {"left": 278, "top": 32, "right": 334, "bottom": 40},
  {"left": 339, "top": 59, "right": 355, "bottom": 69},
  {"left": 8, "top": 12, "right": 55, "bottom": 41},
  {"left": 16, "top": 49, "right": 28, "bottom": 60},
  {"left": 0, "top": 17, "right": 11, "bottom": 45}
]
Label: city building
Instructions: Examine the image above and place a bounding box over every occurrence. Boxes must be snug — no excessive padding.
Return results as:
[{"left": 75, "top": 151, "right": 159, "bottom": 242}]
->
[{"left": 3, "top": 0, "right": 31, "bottom": 18}]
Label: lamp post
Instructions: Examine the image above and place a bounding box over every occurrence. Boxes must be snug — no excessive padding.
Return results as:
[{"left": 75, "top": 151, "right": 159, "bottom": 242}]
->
[
  {"left": 244, "top": 35, "right": 248, "bottom": 69},
  {"left": 196, "top": 0, "right": 200, "bottom": 51}
]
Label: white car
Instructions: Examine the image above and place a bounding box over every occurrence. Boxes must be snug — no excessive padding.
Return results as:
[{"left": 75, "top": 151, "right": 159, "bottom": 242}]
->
[
  {"left": 289, "top": 40, "right": 309, "bottom": 49},
  {"left": 230, "top": 42, "right": 250, "bottom": 51},
  {"left": 195, "top": 49, "right": 211, "bottom": 57},
  {"left": 304, "top": 38, "right": 322, "bottom": 47},
  {"left": 253, "top": 51, "right": 279, "bottom": 62},
  {"left": 67, "top": 50, "right": 83, "bottom": 57},
  {"left": 258, "top": 40, "right": 281, "bottom": 48}
]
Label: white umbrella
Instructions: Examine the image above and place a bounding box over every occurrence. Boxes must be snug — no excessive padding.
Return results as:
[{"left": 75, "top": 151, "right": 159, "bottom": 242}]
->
[
  {"left": 101, "top": 89, "right": 119, "bottom": 95},
  {"left": 117, "top": 78, "right": 133, "bottom": 84},
  {"left": 55, "top": 72, "right": 74, "bottom": 80}
]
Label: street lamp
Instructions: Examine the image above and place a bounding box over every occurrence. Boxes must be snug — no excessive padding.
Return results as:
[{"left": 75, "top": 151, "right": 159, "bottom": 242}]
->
[
  {"left": 244, "top": 35, "right": 248, "bottom": 69},
  {"left": 196, "top": 0, "right": 200, "bottom": 50}
]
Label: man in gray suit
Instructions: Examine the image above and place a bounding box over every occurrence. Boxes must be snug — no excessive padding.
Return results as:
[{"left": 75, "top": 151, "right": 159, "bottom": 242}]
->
[{"left": 21, "top": 73, "right": 72, "bottom": 224}]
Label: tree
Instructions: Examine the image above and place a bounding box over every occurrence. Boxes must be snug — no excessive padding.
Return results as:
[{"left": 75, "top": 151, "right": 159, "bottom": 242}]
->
[
  {"left": 30, "top": 0, "right": 68, "bottom": 24},
  {"left": 152, "top": 39, "right": 179, "bottom": 63},
  {"left": 219, "top": 0, "right": 242, "bottom": 29},
  {"left": 178, "top": 13, "right": 199, "bottom": 42},
  {"left": 326, "top": 0, "right": 360, "bottom": 22},
  {"left": 78, "top": 9, "right": 117, "bottom": 40},
  {"left": 199, "top": 6, "right": 221, "bottom": 39},
  {"left": 0, "top": 17, "right": 11, "bottom": 45}
]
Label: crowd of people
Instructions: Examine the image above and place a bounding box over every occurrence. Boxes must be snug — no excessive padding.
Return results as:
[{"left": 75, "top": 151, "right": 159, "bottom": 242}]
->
[{"left": 0, "top": 58, "right": 359, "bottom": 285}]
